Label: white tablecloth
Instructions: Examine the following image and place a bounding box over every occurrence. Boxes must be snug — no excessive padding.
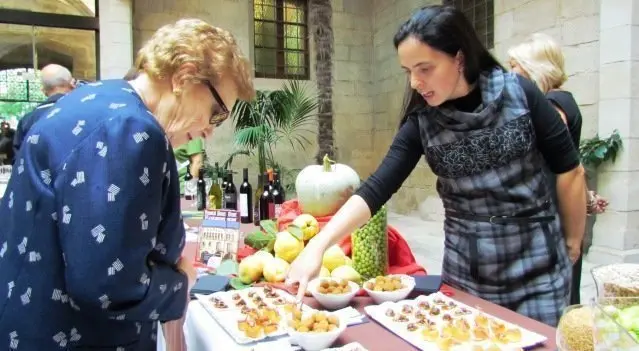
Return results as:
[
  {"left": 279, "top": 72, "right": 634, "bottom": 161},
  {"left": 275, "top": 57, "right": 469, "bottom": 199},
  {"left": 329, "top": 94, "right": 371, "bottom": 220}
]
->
[{"left": 157, "top": 301, "right": 297, "bottom": 351}]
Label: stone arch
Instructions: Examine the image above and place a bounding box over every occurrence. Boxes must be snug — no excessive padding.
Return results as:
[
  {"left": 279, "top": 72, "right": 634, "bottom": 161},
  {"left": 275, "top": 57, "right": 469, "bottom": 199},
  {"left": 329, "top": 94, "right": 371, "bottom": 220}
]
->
[
  {"left": 2, "top": 0, "right": 95, "bottom": 16},
  {"left": 0, "top": 26, "right": 95, "bottom": 80}
]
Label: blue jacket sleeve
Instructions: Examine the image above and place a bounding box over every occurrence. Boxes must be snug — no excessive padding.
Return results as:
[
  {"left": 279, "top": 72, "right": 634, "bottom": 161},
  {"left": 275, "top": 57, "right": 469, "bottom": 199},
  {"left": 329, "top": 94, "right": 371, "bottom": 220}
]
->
[{"left": 54, "top": 113, "right": 188, "bottom": 323}]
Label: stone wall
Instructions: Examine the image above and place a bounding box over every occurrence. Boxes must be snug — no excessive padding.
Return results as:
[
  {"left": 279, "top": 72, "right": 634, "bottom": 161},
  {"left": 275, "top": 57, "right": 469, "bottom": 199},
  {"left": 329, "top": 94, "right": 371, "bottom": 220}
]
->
[
  {"left": 331, "top": 0, "right": 375, "bottom": 177},
  {"left": 588, "top": 0, "right": 639, "bottom": 263},
  {"left": 493, "top": 0, "right": 600, "bottom": 139},
  {"left": 370, "top": 0, "right": 443, "bottom": 220}
]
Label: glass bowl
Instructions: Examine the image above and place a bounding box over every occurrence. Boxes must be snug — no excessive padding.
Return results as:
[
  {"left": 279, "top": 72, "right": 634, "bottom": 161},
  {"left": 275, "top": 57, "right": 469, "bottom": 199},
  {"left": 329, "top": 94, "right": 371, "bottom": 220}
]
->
[
  {"left": 591, "top": 296, "right": 639, "bottom": 350},
  {"left": 591, "top": 264, "right": 639, "bottom": 298}
]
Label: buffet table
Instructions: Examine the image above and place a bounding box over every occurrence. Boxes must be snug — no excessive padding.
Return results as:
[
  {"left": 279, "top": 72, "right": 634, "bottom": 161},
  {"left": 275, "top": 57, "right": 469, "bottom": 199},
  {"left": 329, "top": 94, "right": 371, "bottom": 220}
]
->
[
  {"left": 158, "top": 208, "right": 558, "bottom": 351},
  {"left": 160, "top": 286, "right": 557, "bottom": 351}
]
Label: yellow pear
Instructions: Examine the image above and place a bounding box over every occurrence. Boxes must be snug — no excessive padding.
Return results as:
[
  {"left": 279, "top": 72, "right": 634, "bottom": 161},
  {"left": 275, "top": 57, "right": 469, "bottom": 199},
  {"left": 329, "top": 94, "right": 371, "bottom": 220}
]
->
[
  {"left": 274, "top": 231, "right": 304, "bottom": 263},
  {"left": 238, "top": 255, "right": 264, "bottom": 284},
  {"left": 291, "top": 213, "right": 320, "bottom": 241},
  {"left": 344, "top": 256, "right": 353, "bottom": 266},
  {"left": 253, "top": 250, "right": 274, "bottom": 267},
  {"left": 263, "top": 257, "right": 290, "bottom": 283},
  {"left": 322, "top": 245, "right": 347, "bottom": 272},
  {"left": 331, "top": 265, "right": 362, "bottom": 284},
  {"left": 319, "top": 266, "right": 331, "bottom": 277}
]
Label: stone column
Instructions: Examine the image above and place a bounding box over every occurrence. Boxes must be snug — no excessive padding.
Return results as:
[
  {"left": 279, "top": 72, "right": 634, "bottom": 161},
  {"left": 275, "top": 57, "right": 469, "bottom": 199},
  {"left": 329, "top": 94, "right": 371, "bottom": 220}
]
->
[
  {"left": 98, "top": 0, "right": 133, "bottom": 79},
  {"left": 588, "top": 0, "right": 639, "bottom": 264}
]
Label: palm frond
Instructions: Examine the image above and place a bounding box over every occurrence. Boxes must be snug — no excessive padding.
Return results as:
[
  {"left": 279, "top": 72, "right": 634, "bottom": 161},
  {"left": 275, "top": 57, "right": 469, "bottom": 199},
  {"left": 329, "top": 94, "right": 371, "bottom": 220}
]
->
[
  {"left": 222, "top": 150, "right": 252, "bottom": 169},
  {"left": 234, "top": 125, "right": 275, "bottom": 149}
]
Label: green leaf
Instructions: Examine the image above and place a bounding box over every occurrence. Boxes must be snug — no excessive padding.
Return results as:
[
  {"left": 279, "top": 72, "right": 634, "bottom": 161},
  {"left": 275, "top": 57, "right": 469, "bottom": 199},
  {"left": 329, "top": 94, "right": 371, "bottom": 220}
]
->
[
  {"left": 594, "top": 145, "right": 608, "bottom": 159},
  {"left": 260, "top": 220, "right": 279, "bottom": 236},
  {"left": 244, "top": 230, "right": 276, "bottom": 250},
  {"left": 287, "top": 224, "right": 304, "bottom": 241},
  {"left": 216, "top": 259, "right": 239, "bottom": 276},
  {"left": 229, "top": 277, "right": 253, "bottom": 290},
  {"left": 266, "top": 238, "right": 276, "bottom": 253}
]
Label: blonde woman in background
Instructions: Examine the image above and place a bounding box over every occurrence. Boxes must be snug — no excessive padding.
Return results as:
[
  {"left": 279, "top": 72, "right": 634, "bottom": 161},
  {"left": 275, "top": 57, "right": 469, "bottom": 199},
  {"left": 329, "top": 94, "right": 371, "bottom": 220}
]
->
[
  {"left": 0, "top": 19, "right": 254, "bottom": 350},
  {"left": 508, "top": 33, "right": 608, "bottom": 306}
]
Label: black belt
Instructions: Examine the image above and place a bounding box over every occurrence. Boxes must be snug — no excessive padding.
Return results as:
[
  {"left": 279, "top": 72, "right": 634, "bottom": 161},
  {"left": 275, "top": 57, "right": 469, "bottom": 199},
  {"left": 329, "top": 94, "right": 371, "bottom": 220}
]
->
[{"left": 446, "top": 202, "right": 555, "bottom": 225}]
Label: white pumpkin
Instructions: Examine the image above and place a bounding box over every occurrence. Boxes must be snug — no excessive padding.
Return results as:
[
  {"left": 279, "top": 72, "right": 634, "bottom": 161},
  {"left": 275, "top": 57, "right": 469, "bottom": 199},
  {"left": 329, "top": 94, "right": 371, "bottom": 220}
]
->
[{"left": 295, "top": 154, "right": 361, "bottom": 217}]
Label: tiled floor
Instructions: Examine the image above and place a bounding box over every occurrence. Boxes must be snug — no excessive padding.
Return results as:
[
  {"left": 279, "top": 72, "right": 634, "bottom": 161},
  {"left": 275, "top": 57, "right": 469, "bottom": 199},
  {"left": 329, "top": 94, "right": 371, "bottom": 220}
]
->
[{"left": 388, "top": 212, "right": 597, "bottom": 304}]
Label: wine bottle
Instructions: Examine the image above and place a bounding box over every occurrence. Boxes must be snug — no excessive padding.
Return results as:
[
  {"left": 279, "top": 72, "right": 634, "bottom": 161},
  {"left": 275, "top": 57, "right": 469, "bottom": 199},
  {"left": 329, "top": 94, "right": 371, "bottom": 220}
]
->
[
  {"left": 270, "top": 172, "right": 283, "bottom": 218},
  {"left": 253, "top": 173, "right": 262, "bottom": 225},
  {"left": 274, "top": 170, "right": 286, "bottom": 202},
  {"left": 221, "top": 169, "right": 228, "bottom": 191},
  {"left": 266, "top": 171, "right": 276, "bottom": 218},
  {"left": 208, "top": 166, "right": 223, "bottom": 209},
  {"left": 184, "top": 164, "right": 194, "bottom": 200},
  {"left": 267, "top": 169, "right": 274, "bottom": 193},
  {"left": 196, "top": 167, "right": 207, "bottom": 211},
  {"left": 224, "top": 170, "right": 237, "bottom": 210},
  {"left": 239, "top": 168, "right": 253, "bottom": 223},
  {"left": 259, "top": 174, "right": 271, "bottom": 220}
]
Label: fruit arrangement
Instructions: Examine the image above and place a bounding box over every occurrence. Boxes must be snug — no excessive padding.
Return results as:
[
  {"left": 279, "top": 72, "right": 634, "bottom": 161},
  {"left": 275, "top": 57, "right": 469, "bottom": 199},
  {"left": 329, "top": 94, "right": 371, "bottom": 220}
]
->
[
  {"left": 240, "top": 213, "right": 362, "bottom": 288},
  {"left": 352, "top": 206, "right": 388, "bottom": 281}
]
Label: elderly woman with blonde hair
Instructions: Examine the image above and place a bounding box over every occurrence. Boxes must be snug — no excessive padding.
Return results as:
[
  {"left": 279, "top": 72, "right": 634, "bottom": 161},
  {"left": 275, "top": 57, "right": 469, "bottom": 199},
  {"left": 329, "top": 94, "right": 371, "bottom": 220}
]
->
[
  {"left": 0, "top": 19, "right": 254, "bottom": 350},
  {"left": 508, "top": 33, "right": 607, "bottom": 305}
]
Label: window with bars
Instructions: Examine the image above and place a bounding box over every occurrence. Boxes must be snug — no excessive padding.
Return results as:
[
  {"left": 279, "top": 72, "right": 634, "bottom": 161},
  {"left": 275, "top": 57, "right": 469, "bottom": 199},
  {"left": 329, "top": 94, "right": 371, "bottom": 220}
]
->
[
  {"left": 445, "top": 0, "right": 494, "bottom": 49},
  {"left": 253, "top": 0, "right": 309, "bottom": 80}
]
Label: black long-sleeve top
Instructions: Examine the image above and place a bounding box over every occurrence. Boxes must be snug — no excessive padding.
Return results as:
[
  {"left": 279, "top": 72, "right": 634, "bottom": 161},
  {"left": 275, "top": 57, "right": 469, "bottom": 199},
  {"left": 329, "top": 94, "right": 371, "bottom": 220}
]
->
[{"left": 355, "top": 75, "right": 580, "bottom": 215}]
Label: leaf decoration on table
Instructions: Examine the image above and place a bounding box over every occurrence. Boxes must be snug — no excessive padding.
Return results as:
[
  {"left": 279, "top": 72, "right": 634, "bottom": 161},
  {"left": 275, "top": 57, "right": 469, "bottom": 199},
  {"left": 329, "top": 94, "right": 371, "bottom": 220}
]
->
[
  {"left": 287, "top": 224, "right": 304, "bottom": 241},
  {"left": 260, "top": 219, "right": 278, "bottom": 236},
  {"left": 229, "top": 277, "right": 254, "bottom": 290},
  {"left": 243, "top": 219, "right": 279, "bottom": 251},
  {"left": 215, "top": 259, "right": 239, "bottom": 277},
  {"left": 244, "top": 230, "right": 276, "bottom": 251}
]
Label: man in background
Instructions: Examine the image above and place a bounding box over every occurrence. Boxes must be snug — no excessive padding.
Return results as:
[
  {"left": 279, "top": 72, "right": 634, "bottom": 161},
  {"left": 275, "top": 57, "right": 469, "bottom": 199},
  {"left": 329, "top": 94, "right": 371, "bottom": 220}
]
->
[
  {"left": 0, "top": 122, "right": 15, "bottom": 165},
  {"left": 13, "top": 64, "right": 77, "bottom": 153}
]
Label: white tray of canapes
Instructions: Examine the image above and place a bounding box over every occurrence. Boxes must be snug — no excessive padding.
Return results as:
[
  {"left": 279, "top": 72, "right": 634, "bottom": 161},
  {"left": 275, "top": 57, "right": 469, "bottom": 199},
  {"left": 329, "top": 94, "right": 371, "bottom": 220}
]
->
[
  {"left": 195, "top": 285, "right": 315, "bottom": 344},
  {"left": 363, "top": 292, "right": 547, "bottom": 351}
]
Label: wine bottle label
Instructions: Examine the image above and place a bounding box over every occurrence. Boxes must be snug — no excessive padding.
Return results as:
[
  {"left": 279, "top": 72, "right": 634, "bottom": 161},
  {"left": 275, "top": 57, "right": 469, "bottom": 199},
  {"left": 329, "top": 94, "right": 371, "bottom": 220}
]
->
[
  {"left": 274, "top": 204, "right": 282, "bottom": 218},
  {"left": 224, "top": 194, "right": 237, "bottom": 209},
  {"left": 268, "top": 203, "right": 275, "bottom": 219},
  {"left": 239, "top": 194, "right": 249, "bottom": 216},
  {"left": 196, "top": 194, "right": 205, "bottom": 210}
]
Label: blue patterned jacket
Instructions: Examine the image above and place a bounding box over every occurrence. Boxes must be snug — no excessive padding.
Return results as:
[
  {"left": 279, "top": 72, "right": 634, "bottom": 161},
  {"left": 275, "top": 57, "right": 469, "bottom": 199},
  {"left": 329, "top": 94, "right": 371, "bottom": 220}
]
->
[{"left": 0, "top": 80, "right": 188, "bottom": 350}]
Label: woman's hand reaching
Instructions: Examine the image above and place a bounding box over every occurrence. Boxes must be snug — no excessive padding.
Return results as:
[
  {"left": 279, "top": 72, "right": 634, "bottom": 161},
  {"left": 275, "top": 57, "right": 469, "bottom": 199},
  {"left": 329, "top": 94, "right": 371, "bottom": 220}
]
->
[{"left": 285, "top": 240, "right": 324, "bottom": 301}]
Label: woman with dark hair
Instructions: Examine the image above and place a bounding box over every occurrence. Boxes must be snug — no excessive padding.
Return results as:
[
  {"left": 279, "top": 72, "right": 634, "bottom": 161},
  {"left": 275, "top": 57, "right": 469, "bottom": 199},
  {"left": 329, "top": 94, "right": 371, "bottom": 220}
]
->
[{"left": 286, "top": 5, "right": 587, "bottom": 326}]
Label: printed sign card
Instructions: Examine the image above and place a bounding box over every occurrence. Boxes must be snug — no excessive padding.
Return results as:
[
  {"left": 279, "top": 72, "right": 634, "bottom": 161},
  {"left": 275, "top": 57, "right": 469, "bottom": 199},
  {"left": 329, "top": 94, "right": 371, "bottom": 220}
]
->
[{"left": 198, "top": 209, "right": 241, "bottom": 267}]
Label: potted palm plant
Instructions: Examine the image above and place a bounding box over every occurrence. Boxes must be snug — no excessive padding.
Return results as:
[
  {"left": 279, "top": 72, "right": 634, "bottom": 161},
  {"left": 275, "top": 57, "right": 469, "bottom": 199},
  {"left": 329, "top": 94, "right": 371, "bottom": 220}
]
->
[{"left": 224, "top": 80, "right": 318, "bottom": 195}]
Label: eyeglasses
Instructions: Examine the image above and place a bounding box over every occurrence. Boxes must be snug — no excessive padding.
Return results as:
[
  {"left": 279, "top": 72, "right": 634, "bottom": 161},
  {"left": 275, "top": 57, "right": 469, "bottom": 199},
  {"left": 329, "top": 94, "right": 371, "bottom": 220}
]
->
[{"left": 205, "top": 81, "right": 229, "bottom": 127}]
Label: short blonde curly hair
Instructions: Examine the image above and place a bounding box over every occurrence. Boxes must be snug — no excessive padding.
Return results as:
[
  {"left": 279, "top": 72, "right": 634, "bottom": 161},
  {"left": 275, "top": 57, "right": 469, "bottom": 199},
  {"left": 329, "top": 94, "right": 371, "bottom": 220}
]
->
[
  {"left": 508, "top": 33, "right": 567, "bottom": 93},
  {"left": 135, "top": 19, "right": 255, "bottom": 101}
]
